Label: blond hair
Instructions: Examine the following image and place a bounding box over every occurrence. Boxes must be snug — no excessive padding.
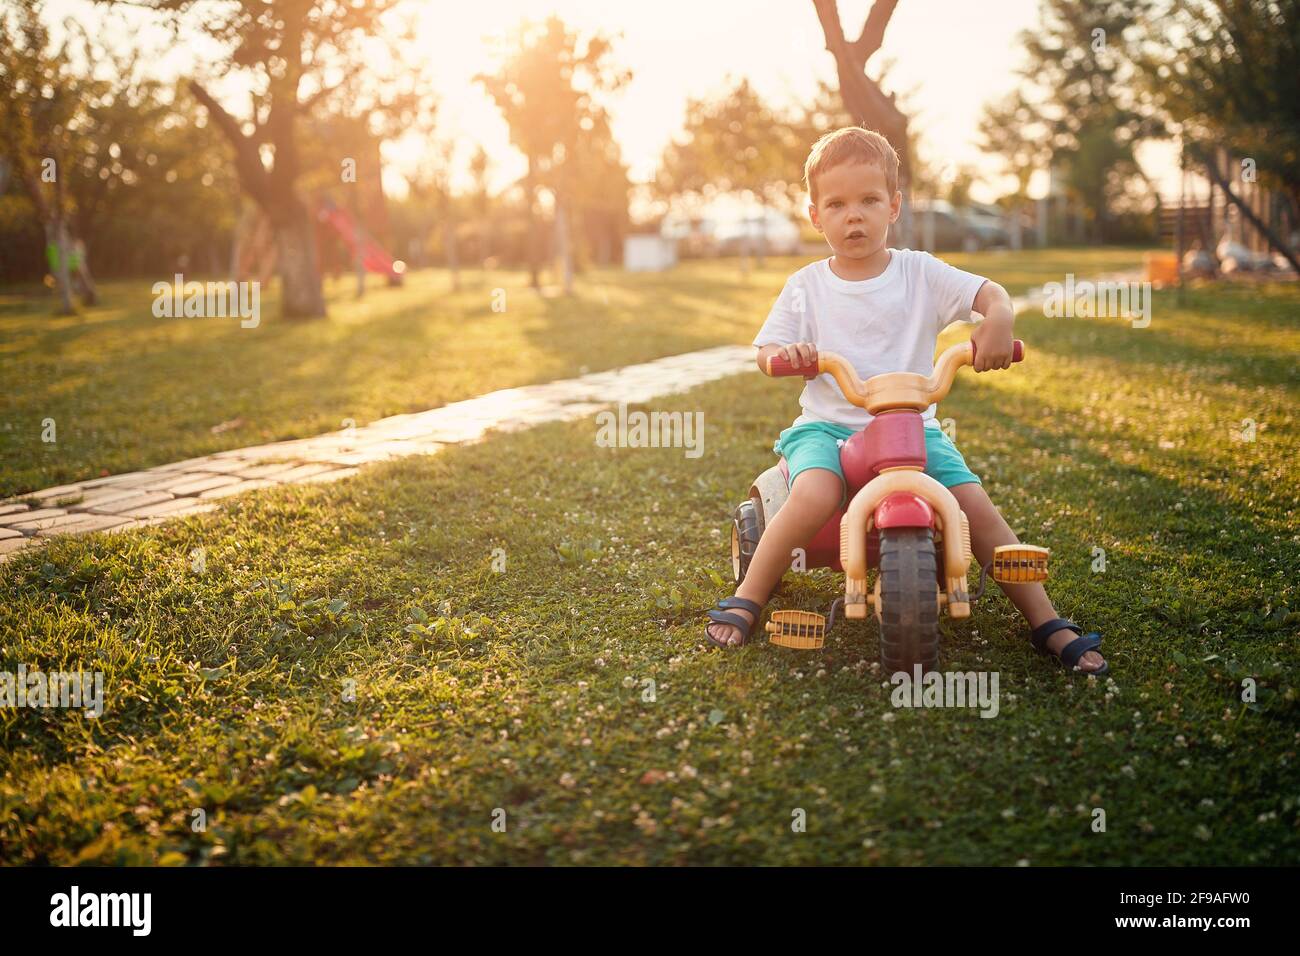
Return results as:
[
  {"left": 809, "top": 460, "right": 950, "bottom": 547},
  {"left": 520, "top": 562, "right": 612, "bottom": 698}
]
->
[{"left": 804, "top": 127, "right": 899, "bottom": 204}]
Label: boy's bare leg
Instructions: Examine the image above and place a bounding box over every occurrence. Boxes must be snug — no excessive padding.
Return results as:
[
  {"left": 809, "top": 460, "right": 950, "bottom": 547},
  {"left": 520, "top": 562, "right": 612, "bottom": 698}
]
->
[
  {"left": 950, "top": 482, "right": 1106, "bottom": 672},
  {"left": 707, "top": 469, "right": 843, "bottom": 647}
]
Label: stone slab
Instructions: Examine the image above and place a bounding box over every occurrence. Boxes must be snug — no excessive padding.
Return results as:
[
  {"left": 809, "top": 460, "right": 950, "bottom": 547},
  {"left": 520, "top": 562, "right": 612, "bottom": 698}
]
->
[
  {"left": 161, "top": 473, "right": 243, "bottom": 496},
  {"left": 35, "top": 514, "right": 132, "bottom": 538},
  {"left": 0, "top": 508, "right": 67, "bottom": 528},
  {"left": 198, "top": 478, "right": 277, "bottom": 500},
  {"left": 118, "top": 499, "right": 219, "bottom": 520},
  {"left": 88, "top": 492, "right": 175, "bottom": 515}
]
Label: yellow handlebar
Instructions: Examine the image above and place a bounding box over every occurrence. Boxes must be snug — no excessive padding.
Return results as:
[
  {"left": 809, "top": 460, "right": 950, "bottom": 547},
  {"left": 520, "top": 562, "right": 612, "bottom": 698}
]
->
[{"left": 811, "top": 340, "right": 1023, "bottom": 413}]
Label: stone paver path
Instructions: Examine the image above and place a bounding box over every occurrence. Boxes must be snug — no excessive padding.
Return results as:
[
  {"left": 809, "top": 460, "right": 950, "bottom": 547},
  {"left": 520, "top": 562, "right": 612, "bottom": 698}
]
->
[{"left": 0, "top": 345, "right": 757, "bottom": 562}]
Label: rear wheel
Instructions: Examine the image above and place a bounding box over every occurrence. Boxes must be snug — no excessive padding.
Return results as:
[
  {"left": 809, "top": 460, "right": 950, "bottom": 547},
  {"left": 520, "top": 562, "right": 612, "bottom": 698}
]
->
[
  {"left": 731, "top": 499, "right": 761, "bottom": 585},
  {"left": 877, "top": 527, "right": 941, "bottom": 674}
]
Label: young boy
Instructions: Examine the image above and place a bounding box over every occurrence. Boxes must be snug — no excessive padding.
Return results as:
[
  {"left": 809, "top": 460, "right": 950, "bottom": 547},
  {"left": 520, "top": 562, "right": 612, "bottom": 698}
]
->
[{"left": 704, "top": 127, "right": 1107, "bottom": 675}]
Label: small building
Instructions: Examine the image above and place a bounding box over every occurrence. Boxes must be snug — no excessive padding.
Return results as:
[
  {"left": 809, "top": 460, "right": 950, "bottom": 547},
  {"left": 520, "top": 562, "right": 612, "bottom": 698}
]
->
[{"left": 623, "top": 234, "right": 678, "bottom": 272}]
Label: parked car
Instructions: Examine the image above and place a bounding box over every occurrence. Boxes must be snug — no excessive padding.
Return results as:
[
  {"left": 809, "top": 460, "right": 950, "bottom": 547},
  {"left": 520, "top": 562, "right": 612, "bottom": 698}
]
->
[
  {"left": 660, "top": 207, "right": 801, "bottom": 257},
  {"left": 913, "top": 199, "right": 1009, "bottom": 251},
  {"left": 710, "top": 210, "right": 802, "bottom": 256}
]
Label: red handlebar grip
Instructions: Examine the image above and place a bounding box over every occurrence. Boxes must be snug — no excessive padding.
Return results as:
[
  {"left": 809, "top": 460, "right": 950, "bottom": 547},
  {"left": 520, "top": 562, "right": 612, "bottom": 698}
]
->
[
  {"left": 767, "top": 354, "right": 820, "bottom": 378},
  {"left": 970, "top": 339, "right": 1025, "bottom": 364}
]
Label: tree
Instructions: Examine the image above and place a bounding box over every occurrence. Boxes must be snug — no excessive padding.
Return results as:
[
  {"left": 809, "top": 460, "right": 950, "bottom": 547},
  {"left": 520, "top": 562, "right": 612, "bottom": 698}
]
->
[
  {"left": 978, "top": 91, "right": 1052, "bottom": 207},
  {"left": 0, "top": 1, "right": 83, "bottom": 313},
  {"left": 657, "top": 78, "right": 806, "bottom": 207},
  {"left": 1, "top": 5, "right": 244, "bottom": 286},
  {"left": 478, "top": 16, "right": 629, "bottom": 294},
  {"left": 657, "top": 78, "right": 806, "bottom": 265},
  {"left": 568, "top": 108, "right": 630, "bottom": 268},
  {"left": 1132, "top": 0, "right": 1300, "bottom": 269},
  {"left": 60, "top": 16, "right": 236, "bottom": 283},
  {"left": 810, "top": 0, "right": 915, "bottom": 244},
  {"left": 407, "top": 140, "right": 461, "bottom": 292},
  {"left": 109, "top": 0, "right": 412, "bottom": 318},
  {"left": 469, "top": 145, "right": 492, "bottom": 268},
  {"left": 983, "top": 0, "right": 1160, "bottom": 243}
]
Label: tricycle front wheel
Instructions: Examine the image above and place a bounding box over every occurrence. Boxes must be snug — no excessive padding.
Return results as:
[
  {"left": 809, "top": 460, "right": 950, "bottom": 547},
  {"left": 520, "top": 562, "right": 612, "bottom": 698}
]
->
[{"left": 877, "top": 527, "right": 941, "bottom": 674}]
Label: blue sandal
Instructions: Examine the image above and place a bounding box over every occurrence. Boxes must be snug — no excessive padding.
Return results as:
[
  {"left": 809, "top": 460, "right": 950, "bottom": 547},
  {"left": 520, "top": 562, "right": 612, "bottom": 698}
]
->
[
  {"left": 1030, "top": 618, "right": 1109, "bottom": 675},
  {"left": 705, "top": 597, "right": 763, "bottom": 648}
]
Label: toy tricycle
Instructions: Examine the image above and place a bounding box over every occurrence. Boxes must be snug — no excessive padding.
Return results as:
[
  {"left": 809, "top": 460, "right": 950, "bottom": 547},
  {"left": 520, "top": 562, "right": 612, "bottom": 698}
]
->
[{"left": 731, "top": 338, "right": 1049, "bottom": 673}]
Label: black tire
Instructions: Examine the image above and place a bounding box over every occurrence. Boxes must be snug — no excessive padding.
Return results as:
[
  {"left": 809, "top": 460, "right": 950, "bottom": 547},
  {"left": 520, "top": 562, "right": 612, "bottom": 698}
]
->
[
  {"left": 731, "top": 499, "right": 761, "bottom": 584},
  {"left": 877, "top": 527, "right": 941, "bottom": 674}
]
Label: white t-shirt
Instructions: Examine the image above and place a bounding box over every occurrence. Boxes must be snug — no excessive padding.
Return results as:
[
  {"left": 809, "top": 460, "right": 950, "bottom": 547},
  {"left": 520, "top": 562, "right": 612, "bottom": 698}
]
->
[{"left": 751, "top": 248, "right": 988, "bottom": 430}]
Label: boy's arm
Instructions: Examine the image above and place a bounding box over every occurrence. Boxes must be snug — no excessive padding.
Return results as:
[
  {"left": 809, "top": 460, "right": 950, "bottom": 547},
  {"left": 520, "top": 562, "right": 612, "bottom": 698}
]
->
[
  {"left": 969, "top": 281, "right": 1016, "bottom": 372},
  {"left": 753, "top": 276, "right": 814, "bottom": 373}
]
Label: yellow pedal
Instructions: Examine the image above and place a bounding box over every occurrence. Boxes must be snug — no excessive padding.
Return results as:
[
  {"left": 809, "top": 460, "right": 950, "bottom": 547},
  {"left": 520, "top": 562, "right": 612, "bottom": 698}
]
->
[
  {"left": 990, "top": 545, "right": 1050, "bottom": 584},
  {"left": 765, "top": 610, "right": 827, "bottom": 650}
]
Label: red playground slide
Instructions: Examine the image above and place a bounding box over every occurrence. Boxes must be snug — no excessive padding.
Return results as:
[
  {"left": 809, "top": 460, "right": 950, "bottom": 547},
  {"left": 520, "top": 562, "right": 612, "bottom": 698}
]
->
[{"left": 317, "top": 199, "right": 405, "bottom": 284}]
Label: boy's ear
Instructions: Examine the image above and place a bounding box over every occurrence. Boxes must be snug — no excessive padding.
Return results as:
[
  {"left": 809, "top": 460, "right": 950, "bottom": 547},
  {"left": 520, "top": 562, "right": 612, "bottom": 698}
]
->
[
  {"left": 808, "top": 202, "right": 822, "bottom": 233},
  {"left": 888, "top": 190, "right": 902, "bottom": 223}
]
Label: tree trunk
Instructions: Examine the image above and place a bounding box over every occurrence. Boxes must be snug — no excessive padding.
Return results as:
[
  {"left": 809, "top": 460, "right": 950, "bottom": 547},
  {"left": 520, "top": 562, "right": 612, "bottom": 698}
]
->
[
  {"left": 446, "top": 220, "right": 461, "bottom": 292},
  {"left": 354, "top": 233, "right": 366, "bottom": 299},
  {"left": 18, "top": 164, "right": 74, "bottom": 314},
  {"left": 44, "top": 219, "right": 75, "bottom": 315},
  {"left": 275, "top": 202, "right": 327, "bottom": 319},
  {"left": 74, "top": 248, "right": 99, "bottom": 305},
  {"left": 555, "top": 191, "right": 573, "bottom": 295},
  {"left": 526, "top": 156, "right": 541, "bottom": 290},
  {"left": 188, "top": 80, "right": 326, "bottom": 319},
  {"left": 349, "top": 188, "right": 365, "bottom": 299}
]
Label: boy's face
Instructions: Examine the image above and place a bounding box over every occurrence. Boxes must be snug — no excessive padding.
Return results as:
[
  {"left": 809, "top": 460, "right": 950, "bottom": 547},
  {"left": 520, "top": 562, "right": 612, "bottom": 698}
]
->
[{"left": 808, "top": 161, "right": 901, "bottom": 259}]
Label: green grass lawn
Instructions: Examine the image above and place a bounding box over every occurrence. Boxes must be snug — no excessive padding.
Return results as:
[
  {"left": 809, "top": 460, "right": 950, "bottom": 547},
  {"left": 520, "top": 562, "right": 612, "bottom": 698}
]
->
[
  {"left": 2, "top": 262, "right": 1297, "bottom": 864},
  {"left": 1, "top": 247, "right": 1151, "bottom": 498}
]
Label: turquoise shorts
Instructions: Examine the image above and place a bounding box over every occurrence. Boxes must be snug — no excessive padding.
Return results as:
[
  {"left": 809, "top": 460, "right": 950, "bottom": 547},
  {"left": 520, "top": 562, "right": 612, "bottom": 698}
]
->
[{"left": 774, "top": 420, "right": 981, "bottom": 506}]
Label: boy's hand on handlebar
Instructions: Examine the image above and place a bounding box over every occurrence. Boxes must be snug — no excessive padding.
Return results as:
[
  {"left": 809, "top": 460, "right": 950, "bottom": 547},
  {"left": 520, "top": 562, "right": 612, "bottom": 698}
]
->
[
  {"left": 780, "top": 342, "right": 819, "bottom": 370},
  {"left": 970, "top": 321, "right": 1015, "bottom": 372}
]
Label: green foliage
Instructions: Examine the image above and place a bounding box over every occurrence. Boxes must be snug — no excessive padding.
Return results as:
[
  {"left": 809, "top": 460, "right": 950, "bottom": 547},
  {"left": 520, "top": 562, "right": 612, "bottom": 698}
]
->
[
  {"left": 1135, "top": 0, "right": 1300, "bottom": 210},
  {"left": 979, "top": 0, "right": 1162, "bottom": 239},
  {"left": 657, "top": 78, "right": 808, "bottom": 209},
  {"left": 476, "top": 17, "right": 630, "bottom": 228}
]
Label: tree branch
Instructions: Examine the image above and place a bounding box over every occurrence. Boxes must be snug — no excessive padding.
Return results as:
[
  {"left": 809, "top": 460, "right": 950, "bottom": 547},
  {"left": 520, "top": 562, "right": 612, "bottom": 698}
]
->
[
  {"left": 188, "top": 79, "right": 274, "bottom": 209},
  {"left": 850, "top": 0, "right": 899, "bottom": 65},
  {"left": 298, "top": 62, "right": 364, "bottom": 114},
  {"left": 812, "top": 0, "right": 848, "bottom": 54}
]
